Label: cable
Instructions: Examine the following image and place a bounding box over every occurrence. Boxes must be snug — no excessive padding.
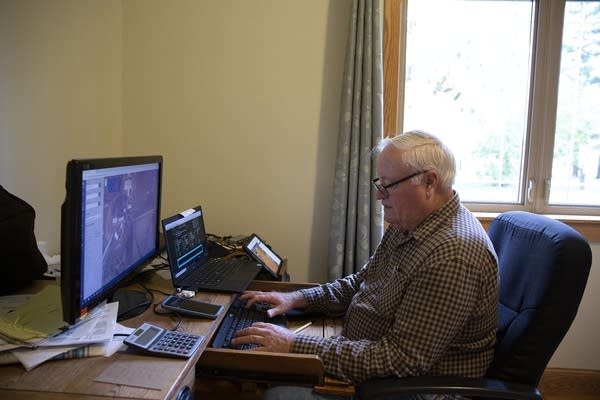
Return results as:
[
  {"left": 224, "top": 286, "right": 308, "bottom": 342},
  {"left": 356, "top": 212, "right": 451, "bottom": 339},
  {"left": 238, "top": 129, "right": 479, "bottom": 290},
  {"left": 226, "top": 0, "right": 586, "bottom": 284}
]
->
[
  {"left": 152, "top": 302, "right": 183, "bottom": 331},
  {"left": 138, "top": 280, "right": 171, "bottom": 297}
]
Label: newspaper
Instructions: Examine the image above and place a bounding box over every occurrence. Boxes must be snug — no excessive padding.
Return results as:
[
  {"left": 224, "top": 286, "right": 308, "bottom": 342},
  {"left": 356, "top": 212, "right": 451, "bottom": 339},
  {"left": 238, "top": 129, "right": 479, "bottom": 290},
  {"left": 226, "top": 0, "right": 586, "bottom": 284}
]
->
[{"left": 0, "top": 297, "right": 134, "bottom": 370}]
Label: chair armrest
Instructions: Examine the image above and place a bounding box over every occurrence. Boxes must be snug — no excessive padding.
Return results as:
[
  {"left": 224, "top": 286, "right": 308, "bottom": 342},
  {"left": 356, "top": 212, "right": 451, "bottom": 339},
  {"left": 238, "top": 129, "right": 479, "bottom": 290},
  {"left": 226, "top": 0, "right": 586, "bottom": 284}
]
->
[{"left": 357, "top": 376, "right": 542, "bottom": 400}]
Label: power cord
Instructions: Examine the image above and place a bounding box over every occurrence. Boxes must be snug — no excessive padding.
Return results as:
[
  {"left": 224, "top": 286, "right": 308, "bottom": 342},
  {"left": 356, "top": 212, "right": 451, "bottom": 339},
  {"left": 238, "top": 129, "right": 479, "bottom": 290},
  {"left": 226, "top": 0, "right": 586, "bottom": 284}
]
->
[{"left": 152, "top": 302, "right": 183, "bottom": 331}]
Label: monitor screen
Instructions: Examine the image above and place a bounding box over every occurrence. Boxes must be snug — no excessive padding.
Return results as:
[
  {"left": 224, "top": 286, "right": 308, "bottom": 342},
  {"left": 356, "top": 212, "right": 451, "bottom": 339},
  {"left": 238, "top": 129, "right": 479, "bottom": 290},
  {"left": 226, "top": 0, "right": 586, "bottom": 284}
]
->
[{"left": 61, "top": 156, "right": 162, "bottom": 325}]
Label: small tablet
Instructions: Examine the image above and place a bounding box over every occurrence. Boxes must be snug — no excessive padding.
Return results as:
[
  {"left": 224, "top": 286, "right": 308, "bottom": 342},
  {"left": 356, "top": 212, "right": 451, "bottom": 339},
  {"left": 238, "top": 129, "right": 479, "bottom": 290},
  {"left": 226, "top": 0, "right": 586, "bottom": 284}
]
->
[{"left": 243, "top": 233, "right": 283, "bottom": 279}]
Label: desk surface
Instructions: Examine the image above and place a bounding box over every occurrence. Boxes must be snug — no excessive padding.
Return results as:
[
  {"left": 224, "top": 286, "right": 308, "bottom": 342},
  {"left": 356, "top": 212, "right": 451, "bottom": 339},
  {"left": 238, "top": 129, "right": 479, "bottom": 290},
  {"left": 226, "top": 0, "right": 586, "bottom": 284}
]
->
[
  {"left": 0, "top": 274, "right": 346, "bottom": 400},
  {"left": 0, "top": 270, "right": 235, "bottom": 400}
]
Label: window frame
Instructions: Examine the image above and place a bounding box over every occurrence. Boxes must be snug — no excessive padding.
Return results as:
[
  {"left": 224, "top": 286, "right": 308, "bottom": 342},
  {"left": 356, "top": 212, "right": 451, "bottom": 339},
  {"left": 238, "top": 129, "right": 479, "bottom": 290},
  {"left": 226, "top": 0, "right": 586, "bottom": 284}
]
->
[{"left": 383, "top": 0, "right": 600, "bottom": 241}]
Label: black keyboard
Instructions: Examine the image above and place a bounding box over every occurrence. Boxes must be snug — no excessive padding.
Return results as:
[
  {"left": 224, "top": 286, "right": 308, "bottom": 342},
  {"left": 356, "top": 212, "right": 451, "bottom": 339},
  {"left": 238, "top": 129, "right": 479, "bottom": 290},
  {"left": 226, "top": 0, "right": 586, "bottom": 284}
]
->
[
  {"left": 211, "top": 295, "right": 286, "bottom": 349},
  {"left": 190, "top": 258, "right": 242, "bottom": 287}
]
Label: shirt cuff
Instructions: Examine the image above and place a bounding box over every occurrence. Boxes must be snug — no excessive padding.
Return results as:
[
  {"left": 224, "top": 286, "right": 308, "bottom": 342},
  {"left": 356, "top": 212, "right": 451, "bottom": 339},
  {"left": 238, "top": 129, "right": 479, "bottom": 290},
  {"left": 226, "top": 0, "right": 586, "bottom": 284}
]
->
[
  {"left": 291, "top": 333, "right": 324, "bottom": 354},
  {"left": 299, "top": 286, "right": 325, "bottom": 308}
]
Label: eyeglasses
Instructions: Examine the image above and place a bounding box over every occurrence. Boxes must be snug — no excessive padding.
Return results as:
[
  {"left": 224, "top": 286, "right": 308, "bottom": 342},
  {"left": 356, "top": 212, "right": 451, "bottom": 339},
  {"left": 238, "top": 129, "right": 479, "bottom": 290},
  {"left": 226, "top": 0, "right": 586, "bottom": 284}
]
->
[{"left": 372, "top": 170, "right": 426, "bottom": 198}]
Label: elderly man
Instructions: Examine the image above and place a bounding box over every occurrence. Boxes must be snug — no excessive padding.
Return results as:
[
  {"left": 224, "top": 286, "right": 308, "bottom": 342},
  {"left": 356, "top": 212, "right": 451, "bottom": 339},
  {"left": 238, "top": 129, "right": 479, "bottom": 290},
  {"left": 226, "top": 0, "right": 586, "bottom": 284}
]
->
[{"left": 233, "top": 130, "right": 499, "bottom": 400}]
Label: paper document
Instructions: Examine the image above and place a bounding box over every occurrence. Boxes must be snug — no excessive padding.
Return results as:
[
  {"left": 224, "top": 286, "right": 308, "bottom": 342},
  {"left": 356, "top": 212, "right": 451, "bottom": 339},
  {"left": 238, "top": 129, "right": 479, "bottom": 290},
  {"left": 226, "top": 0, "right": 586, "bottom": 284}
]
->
[
  {"left": 0, "top": 294, "right": 34, "bottom": 351},
  {"left": 12, "top": 321, "right": 133, "bottom": 371},
  {"left": 0, "top": 294, "right": 33, "bottom": 314},
  {"left": 0, "top": 285, "right": 64, "bottom": 342},
  {"left": 0, "top": 338, "right": 22, "bottom": 353},
  {"left": 39, "top": 301, "right": 119, "bottom": 347}
]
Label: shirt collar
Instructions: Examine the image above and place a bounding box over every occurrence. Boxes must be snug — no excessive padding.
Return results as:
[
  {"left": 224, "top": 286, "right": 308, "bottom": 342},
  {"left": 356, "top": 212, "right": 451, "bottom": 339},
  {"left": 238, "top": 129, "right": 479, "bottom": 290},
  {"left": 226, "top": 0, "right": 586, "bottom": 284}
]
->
[
  {"left": 411, "top": 191, "right": 460, "bottom": 243},
  {"left": 383, "top": 191, "right": 461, "bottom": 246}
]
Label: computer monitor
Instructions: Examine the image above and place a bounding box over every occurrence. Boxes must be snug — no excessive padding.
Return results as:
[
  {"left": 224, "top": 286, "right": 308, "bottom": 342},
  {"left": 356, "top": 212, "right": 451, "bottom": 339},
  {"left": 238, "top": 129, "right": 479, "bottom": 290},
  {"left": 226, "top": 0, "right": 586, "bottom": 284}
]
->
[{"left": 60, "top": 155, "right": 162, "bottom": 325}]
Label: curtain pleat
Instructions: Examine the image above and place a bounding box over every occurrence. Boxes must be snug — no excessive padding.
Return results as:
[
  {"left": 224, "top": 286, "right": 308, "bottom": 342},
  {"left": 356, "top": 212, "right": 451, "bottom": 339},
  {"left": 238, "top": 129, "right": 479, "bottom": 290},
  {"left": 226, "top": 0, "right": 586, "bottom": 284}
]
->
[{"left": 328, "top": 0, "right": 384, "bottom": 279}]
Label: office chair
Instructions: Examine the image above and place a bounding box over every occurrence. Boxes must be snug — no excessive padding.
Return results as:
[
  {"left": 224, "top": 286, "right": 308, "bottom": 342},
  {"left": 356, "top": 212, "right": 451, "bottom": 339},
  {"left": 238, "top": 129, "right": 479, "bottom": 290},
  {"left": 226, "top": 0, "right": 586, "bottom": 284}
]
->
[{"left": 357, "top": 211, "right": 592, "bottom": 400}]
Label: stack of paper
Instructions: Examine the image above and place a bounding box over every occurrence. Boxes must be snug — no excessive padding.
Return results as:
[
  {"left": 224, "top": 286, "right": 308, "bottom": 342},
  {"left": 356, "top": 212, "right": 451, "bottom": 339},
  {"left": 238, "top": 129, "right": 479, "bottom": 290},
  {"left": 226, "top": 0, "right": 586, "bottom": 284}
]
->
[{"left": 0, "top": 286, "right": 134, "bottom": 370}]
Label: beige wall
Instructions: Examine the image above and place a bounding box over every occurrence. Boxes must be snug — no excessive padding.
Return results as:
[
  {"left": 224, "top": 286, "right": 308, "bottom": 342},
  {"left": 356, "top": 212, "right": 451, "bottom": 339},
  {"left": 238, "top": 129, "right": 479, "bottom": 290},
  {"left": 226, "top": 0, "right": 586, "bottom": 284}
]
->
[
  {"left": 0, "top": 0, "right": 123, "bottom": 249},
  {"left": 121, "top": 0, "right": 349, "bottom": 284},
  {"left": 0, "top": 0, "right": 348, "bottom": 284},
  {"left": 0, "top": 0, "right": 598, "bottom": 371}
]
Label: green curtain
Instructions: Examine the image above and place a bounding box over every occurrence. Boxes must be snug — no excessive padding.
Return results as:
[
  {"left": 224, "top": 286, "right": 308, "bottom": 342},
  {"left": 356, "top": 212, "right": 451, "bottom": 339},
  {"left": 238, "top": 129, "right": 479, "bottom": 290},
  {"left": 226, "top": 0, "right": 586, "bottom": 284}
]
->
[{"left": 328, "top": 0, "right": 384, "bottom": 279}]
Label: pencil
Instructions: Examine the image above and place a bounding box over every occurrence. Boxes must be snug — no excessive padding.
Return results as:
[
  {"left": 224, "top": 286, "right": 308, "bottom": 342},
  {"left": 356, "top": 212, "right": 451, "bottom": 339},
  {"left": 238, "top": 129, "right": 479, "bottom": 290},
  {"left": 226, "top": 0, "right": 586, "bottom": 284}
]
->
[{"left": 293, "top": 321, "right": 313, "bottom": 334}]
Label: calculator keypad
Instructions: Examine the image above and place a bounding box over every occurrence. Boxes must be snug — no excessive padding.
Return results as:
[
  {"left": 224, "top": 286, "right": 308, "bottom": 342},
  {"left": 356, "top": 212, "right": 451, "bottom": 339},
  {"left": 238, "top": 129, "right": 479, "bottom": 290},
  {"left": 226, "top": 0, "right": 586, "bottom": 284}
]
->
[
  {"left": 125, "top": 323, "right": 205, "bottom": 359},
  {"left": 153, "top": 331, "right": 203, "bottom": 358}
]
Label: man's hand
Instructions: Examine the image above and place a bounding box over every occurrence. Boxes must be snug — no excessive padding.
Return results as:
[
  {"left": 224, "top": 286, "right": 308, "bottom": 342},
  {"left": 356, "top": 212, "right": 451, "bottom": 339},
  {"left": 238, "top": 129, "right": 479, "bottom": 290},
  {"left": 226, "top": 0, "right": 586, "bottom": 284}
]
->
[
  {"left": 239, "top": 290, "right": 307, "bottom": 318},
  {"left": 231, "top": 322, "right": 295, "bottom": 352}
]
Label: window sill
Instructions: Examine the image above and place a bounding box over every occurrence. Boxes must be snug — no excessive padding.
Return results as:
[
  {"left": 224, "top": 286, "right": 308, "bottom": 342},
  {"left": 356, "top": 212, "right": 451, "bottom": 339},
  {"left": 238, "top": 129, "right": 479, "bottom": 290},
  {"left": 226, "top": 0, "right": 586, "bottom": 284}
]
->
[{"left": 475, "top": 212, "right": 600, "bottom": 243}]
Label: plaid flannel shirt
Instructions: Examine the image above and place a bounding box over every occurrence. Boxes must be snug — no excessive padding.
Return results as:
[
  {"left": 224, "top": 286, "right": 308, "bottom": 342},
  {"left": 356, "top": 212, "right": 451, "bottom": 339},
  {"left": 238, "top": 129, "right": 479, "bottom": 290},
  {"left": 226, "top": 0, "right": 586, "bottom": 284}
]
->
[{"left": 291, "top": 193, "right": 499, "bottom": 384}]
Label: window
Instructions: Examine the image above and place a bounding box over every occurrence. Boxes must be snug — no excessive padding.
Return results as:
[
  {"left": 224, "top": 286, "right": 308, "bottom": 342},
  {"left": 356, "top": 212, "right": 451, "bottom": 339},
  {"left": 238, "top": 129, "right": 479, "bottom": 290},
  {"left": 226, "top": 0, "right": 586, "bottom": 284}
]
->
[
  {"left": 385, "top": 0, "right": 600, "bottom": 218},
  {"left": 551, "top": 1, "right": 600, "bottom": 208}
]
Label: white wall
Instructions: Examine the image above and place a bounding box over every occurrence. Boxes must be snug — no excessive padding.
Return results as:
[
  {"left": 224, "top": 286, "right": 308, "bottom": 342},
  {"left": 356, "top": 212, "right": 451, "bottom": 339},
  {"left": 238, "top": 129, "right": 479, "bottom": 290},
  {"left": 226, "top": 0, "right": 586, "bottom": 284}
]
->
[{"left": 0, "top": 0, "right": 597, "bottom": 371}]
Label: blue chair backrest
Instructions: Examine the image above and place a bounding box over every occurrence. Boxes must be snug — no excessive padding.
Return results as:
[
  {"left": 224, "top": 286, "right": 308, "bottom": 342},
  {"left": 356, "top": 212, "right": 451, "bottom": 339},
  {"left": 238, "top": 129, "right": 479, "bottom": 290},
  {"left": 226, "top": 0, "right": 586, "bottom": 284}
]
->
[{"left": 486, "top": 211, "right": 591, "bottom": 386}]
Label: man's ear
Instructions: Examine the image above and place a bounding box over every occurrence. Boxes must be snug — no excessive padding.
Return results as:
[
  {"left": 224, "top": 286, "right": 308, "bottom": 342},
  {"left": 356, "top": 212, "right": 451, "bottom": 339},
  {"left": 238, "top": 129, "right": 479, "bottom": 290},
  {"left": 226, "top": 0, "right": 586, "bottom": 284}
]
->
[{"left": 424, "top": 170, "right": 437, "bottom": 186}]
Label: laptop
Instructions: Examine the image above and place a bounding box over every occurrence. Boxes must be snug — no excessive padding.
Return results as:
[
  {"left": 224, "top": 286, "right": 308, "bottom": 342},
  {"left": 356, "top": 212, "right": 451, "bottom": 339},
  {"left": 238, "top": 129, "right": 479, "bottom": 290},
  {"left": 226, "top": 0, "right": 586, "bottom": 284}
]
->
[{"left": 161, "top": 205, "right": 261, "bottom": 293}]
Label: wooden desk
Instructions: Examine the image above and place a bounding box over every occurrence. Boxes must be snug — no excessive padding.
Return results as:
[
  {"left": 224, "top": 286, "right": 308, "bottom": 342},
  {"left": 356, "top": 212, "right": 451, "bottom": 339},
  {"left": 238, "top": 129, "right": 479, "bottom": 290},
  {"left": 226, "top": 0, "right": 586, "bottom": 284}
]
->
[
  {"left": 0, "top": 276, "right": 351, "bottom": 399},
  {"left": 0, "top": 271, "right": 236, "bottom": 400}
]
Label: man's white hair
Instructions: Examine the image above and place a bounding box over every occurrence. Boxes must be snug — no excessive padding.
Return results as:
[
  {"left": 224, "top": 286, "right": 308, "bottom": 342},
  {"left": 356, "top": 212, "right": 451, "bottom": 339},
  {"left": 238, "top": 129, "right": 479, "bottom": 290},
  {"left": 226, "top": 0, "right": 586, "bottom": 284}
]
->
[{"left": 376, "top": 130, "right": 456, "bottom": 190}]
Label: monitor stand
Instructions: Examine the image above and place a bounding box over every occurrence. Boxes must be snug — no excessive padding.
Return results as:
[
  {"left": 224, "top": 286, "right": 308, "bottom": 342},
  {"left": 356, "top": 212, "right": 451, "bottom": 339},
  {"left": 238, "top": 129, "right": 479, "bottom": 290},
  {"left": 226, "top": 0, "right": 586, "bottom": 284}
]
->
[{"left": 111, "top": 288, "right": 151, "bottom": 321}]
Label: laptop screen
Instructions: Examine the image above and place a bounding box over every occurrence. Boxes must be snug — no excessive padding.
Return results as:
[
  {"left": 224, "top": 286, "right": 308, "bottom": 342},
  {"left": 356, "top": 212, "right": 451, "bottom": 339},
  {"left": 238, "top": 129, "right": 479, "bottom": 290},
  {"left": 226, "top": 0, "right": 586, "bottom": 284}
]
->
[{"left": 162, "top": 208, "right": 209, "bottom": 279}]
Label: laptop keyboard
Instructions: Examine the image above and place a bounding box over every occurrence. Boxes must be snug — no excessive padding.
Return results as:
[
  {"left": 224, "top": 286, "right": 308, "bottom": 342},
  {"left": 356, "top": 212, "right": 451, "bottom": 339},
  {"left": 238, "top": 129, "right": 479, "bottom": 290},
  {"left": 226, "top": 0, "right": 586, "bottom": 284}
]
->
[
  {"left": 211, "top": 295, "right": 286, "bottom": 349},
  {"left": 189, "top": 258, "right": 245, "bottom": 287}
]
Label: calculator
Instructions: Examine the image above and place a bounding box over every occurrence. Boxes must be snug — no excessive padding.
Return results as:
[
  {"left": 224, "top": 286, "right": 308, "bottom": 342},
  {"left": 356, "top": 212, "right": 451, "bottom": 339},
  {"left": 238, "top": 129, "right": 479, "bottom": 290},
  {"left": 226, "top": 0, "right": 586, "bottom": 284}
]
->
[{"left": 124, "top": 323, "right": 204, "bottom": 358}]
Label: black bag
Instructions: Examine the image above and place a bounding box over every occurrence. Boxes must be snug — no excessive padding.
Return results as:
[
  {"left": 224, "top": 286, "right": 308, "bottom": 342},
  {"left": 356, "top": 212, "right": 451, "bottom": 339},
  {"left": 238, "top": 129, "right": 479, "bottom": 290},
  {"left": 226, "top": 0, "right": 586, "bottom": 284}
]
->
[{"left": 0, "top": 185, "right": 48, "bottom": 294}]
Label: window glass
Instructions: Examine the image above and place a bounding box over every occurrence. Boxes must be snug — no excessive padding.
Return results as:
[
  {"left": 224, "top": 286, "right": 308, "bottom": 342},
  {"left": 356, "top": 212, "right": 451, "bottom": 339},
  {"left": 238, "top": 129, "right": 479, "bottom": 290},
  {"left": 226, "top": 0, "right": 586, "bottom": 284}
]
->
[
  {"left": 549, "top": 2, "right": 600, "bottom": 206},
  {"left": 404, "top": 0, "right": 535, "bottom": 203}
]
